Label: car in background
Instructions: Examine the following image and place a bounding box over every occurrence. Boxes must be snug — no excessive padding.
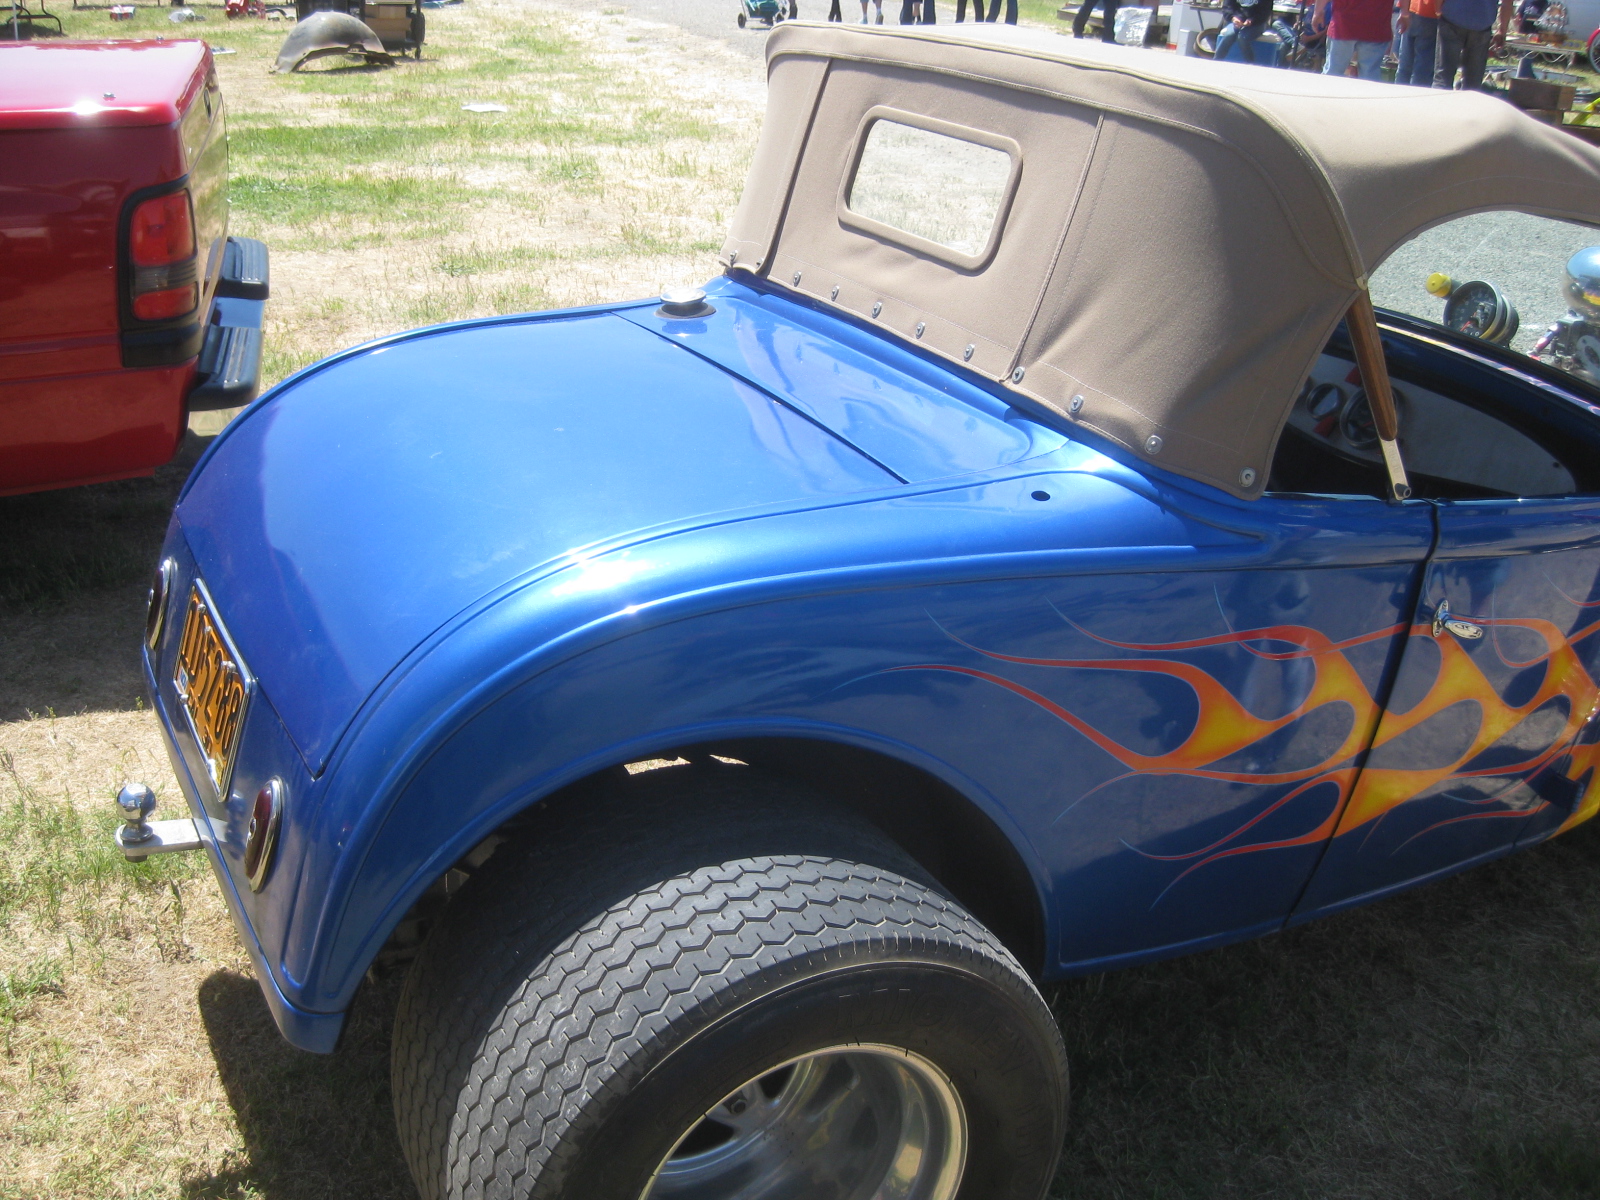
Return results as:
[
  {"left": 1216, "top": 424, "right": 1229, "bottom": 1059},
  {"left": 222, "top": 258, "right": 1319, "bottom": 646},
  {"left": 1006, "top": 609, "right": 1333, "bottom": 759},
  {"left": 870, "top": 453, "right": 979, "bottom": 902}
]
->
[
  {"left": 118, "top": 26, "right": 1600, "bottom": 1200},
  {"left": 0, "top": 39, "right": 267, "bottom": 496}
]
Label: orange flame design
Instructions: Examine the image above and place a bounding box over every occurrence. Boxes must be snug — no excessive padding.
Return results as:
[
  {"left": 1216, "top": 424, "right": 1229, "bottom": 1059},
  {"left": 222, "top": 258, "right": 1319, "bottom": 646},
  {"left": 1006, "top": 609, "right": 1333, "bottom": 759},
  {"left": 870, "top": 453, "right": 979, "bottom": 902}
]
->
[{"left": 895, "top": 605, "right": 1600, "bottom": 882}]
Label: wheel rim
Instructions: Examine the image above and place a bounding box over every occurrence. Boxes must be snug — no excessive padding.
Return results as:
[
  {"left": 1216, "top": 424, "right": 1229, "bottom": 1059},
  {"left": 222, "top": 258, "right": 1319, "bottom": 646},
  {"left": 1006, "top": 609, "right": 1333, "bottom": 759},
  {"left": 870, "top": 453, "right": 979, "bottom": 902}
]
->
[{"left": 640, "top": 1043, "right": 968, "bottom": 1200}]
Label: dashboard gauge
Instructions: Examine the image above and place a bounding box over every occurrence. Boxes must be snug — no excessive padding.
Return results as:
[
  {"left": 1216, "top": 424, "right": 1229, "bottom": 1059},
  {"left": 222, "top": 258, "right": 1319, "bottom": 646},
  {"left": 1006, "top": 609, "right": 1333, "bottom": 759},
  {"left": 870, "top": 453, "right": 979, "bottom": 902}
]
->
[
  {"left": 1305, "top": 382, "right": 1344, "bottom": 436},
  {"left": 1338, "top": 386, "right": 1407, "bottom": 452},
  {"left": 1305, "top": 383, "right": 1343, "bottom": 419},
  {"left": 1442, "top": 280, "right": 1519, "bottom": 346},
  {"left": 1339, "top": 389, "right": 1379, "bottom": 449}
]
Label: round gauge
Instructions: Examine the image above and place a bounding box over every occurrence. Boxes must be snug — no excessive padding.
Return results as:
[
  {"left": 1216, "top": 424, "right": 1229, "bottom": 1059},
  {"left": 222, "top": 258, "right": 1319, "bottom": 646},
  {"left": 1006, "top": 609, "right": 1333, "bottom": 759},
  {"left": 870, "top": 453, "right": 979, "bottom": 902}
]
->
[
  {"left": 1442, "top": 280, "right": 1519, "bottom": 346},
  {"left": 1340, "top": 389, "right": 1379, "bottom": 449},
  {"left": 1306, "top": 382, "right": 1344, "bottom": 420},
  {"left": 1337, "top": 386, "right": 1407, "bottom": 452}
]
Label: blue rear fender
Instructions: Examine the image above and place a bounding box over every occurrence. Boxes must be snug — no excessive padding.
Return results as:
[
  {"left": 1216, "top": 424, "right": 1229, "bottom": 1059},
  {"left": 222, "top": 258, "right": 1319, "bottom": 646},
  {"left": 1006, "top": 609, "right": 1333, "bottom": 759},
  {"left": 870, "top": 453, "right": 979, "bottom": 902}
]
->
[{"left": 270, "top": 450, "right": 1425, "bottom": 1024}]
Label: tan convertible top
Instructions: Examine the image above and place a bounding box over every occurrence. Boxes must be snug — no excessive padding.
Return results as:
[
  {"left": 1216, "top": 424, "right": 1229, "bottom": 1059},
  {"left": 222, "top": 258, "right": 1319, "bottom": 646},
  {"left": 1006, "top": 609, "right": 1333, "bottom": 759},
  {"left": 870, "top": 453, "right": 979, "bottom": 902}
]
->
[{"left": 723, "top": 23, "right": 1600, "bottom": 497}]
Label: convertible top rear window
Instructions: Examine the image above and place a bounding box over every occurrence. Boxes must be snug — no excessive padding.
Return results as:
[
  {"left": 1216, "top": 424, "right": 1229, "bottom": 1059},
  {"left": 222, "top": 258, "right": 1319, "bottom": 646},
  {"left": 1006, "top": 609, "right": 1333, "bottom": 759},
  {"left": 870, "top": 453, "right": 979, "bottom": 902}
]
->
[{"left": 847, "top": 119, "right": 1013, "bottom": 258}]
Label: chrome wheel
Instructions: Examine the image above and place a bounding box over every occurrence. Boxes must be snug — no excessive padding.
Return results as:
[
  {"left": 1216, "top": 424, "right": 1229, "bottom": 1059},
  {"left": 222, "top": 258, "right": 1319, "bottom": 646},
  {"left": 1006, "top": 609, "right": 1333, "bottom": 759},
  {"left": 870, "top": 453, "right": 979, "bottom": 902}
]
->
[{"left": 641, "top": 1043, "right": 968, "bottom": 1200}]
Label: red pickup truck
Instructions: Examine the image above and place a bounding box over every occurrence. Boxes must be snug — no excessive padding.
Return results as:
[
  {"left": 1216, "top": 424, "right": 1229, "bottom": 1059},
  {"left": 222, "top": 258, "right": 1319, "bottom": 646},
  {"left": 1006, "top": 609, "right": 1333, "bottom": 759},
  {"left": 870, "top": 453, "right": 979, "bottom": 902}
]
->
[{"left": 0, "top": 39, "right": 268, "bottom": 496}]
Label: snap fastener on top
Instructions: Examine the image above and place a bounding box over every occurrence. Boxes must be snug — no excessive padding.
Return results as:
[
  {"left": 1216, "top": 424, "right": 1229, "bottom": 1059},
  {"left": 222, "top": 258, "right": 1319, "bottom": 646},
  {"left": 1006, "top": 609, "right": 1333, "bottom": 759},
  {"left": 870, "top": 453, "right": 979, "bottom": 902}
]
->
[
  {"left": 963, "top": 344, "right": 975, "bottom": 361},
  {"left": 830, "top": 285, "right": 840, "bottom": 300},
  {"left": 792, "top": 271, "right": 802, "bottom": 286},
  {"left": 1011, "top": 367, "right": 1025, "bottom": 383},
  {"left": 1068, "top": 394, "right": 1084, "bottom": 414},
  {"left": 1145, "top": 435, "right": 1163, "bottom": 455},
  {"left": 872, "top": 301, "right": 882, "bottom": 318},
  {"left": 915, "top": 322, "right": 925, "bottom": 338},
  {"left": 1239, "top": 468, "right": 1257, "bottom": 487},
  {"left": 728, "top": 250, "right": 738, "bottom": 264}
]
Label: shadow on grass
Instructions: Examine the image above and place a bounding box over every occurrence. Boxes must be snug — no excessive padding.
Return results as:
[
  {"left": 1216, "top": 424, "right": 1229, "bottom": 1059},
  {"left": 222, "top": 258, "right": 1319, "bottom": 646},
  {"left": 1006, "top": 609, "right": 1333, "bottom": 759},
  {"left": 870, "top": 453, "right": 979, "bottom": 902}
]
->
[
  {"left": 0, "top": 434, "right": 218, "bottom": 719},
  {"left": 0, "top": 433, "right": 210, "bottom": 611},
  {"left": 1047, "top": 817, "right": 1600, "bottom": 1200},
  {"left": 185, "top": 969, "right": 418, "bottom": 1200}
]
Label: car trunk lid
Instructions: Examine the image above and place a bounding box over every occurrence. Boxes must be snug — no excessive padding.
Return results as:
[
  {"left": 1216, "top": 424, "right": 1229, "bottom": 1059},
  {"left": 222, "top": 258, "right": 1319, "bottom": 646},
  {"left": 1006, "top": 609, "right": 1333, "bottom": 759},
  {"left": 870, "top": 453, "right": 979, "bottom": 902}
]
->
[{"left": 176, "top": 311, "right": 899, "bottom": 773}]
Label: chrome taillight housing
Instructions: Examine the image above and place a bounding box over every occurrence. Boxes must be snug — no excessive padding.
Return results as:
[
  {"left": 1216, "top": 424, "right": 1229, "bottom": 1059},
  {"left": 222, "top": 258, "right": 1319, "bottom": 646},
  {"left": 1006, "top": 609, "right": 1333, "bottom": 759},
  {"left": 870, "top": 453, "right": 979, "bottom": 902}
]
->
[
  {"left": 145, "top": 558, "right": 175, "bottom": 650},
  {"left": 244, "top": 778, "right": 285, "bottom": 892}
]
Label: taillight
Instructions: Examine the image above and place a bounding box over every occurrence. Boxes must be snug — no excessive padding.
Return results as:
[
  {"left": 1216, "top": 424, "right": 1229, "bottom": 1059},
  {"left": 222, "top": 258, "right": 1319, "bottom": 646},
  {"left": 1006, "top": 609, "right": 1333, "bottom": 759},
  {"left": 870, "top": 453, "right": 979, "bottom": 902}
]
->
[
  {"left": 244, "top": 778, "right": 285, "bottom": 892},
  {"left": 145, "top": 557, "right": 175, "bottom": 650},
  {"left": 126, "top": 189, "right": 198, "bottom": 322},
  {"left": 129, "top": 192, "right": 195, "bottom": 265}
]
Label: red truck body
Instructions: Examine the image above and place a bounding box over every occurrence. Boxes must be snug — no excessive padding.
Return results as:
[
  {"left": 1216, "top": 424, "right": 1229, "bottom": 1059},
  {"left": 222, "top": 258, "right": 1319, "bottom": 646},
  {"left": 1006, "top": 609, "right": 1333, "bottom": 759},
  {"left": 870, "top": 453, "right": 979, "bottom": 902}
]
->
[{"left": 0, "top": 40, "right": 266, "bottom": 496}]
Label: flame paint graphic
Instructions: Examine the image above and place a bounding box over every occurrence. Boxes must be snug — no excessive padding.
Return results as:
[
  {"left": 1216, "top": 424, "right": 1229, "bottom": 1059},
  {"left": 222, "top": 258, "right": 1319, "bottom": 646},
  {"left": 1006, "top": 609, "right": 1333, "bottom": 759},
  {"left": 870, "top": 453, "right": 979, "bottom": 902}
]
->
[{"left": 892, "top": 603, "right": 1600, "bottom": 892}]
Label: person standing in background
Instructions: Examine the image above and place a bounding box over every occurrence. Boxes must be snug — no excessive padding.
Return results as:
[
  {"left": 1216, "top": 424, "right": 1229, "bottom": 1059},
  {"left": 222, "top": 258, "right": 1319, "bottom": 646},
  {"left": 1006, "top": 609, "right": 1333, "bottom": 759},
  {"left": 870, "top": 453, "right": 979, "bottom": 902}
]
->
[
  {"left": 1395, "top": 0, "right": 1440, "bottom": 83},
  {"left": 1072, "top": 0, "right": 1119, "bottom": 40},
  {"left": 1434, "top": 0, "right": 1513, "bottom": 87},
  {"left": 1213, "top": 0, "right": 1274, "bottom": 62},
  {"left": 1315, "top": 0, "right": 1393, "bottom": 78}
]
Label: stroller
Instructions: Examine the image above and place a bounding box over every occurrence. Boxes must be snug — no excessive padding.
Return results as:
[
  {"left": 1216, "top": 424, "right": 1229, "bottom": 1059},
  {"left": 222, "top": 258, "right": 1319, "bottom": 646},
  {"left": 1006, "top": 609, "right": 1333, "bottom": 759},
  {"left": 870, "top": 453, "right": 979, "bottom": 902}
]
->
[{"left": 736, "top": 0, "right": 796, "bottom": 26}]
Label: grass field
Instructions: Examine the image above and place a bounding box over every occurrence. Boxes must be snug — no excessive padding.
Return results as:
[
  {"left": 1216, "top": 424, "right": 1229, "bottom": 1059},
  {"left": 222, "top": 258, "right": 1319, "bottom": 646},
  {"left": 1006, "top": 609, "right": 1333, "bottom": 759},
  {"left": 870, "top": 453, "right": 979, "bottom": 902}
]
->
[{"left": 4, "top": 2, "right": 1600, "bottom": 1198}]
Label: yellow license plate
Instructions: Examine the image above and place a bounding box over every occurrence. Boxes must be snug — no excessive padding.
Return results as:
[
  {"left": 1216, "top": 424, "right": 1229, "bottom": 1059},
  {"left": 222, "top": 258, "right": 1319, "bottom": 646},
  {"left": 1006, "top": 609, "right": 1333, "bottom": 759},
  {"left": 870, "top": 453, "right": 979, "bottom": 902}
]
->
[{"left": 173, "top": 585, "right": 249, "bottom": 796}]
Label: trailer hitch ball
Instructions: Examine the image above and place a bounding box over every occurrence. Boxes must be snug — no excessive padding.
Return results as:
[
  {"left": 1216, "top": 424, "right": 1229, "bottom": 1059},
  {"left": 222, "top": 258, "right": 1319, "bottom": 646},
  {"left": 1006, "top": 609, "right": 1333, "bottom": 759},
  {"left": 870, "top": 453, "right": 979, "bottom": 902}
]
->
[
  {"left": 116, "top": 783, "right": 157, "bottom": 845},
  {"left": 113, "top": 783, "right": 202, "bottom": 862}
]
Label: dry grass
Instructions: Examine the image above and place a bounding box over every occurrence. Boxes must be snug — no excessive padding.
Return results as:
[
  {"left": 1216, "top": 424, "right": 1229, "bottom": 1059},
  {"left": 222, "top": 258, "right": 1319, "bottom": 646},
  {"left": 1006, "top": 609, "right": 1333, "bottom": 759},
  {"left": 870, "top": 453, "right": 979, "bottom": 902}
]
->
[{"left": 5, "top": 2, "right": 1600, "bottom": 1198}]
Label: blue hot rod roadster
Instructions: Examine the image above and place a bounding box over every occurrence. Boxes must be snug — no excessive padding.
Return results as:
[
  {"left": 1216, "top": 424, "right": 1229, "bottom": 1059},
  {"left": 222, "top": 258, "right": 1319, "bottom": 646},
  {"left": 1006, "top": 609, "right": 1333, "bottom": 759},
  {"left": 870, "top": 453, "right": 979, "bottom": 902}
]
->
[{"left": 120, "top": 23, "right": 1600, "bottom": 1200}]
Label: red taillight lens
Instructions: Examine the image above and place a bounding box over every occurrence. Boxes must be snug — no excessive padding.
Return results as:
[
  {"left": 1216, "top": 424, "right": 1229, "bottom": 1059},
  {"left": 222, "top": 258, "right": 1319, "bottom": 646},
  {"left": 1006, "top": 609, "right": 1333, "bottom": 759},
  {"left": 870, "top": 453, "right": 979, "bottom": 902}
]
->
[
  {"left": 244, "top": 779, "right": 284, "bottom": 892},
  {"left": 125, "top": 189, "right": 199, "bottom": 325},
  {"left": 132, "top": 285, "right": 198, "bottom": 321},
  {"left": 129, "top": 192, "right": 195, "bottom": 266}
]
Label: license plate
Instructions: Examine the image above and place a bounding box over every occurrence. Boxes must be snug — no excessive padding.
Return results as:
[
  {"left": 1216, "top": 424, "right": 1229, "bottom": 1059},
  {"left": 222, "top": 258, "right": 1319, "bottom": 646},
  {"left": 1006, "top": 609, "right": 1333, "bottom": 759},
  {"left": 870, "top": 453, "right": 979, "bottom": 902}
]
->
[{"left": 173, "top": 584, "right": 250, "bottom": 796}]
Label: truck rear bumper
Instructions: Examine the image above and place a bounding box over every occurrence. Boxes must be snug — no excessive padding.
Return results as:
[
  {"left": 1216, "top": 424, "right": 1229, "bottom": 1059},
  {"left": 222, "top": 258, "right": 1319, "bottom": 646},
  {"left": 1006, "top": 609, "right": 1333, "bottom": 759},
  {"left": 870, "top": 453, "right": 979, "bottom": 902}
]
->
[{"left": 188, "top": 237, "right": 270, "bottom": 412}]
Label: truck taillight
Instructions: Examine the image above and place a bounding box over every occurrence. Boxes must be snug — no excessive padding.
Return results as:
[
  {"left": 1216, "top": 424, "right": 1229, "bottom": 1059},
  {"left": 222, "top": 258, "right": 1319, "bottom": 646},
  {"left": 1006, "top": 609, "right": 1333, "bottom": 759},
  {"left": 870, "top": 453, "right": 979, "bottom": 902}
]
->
[
  {"left": 129, "top": 192, "right": 195, "bottom": 265},
  {"left": 126, "top": 190, "right": 198, "bottom": 322}
]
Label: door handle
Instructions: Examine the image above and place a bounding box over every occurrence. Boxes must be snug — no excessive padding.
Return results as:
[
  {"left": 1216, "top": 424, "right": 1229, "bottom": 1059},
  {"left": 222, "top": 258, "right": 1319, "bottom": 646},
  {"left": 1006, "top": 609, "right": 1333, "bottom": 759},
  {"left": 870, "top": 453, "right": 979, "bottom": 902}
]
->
[{"left": 1432, "top": 600, "right": 1483, "bottom": 640}]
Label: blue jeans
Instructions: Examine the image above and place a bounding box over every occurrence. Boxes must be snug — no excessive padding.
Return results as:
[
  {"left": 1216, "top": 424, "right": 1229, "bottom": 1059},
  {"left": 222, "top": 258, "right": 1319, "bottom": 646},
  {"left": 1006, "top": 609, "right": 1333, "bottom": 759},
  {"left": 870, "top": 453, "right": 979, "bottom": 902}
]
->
[
  {"left": 1323, "top": 37, "right": 1388, "bottom": 78},
  {"left": 1214, "top": 19, "right": 1265, "bottom": 62},
  {"left": 1395, "top": 14, "right": 1437, "bottom": 84}
]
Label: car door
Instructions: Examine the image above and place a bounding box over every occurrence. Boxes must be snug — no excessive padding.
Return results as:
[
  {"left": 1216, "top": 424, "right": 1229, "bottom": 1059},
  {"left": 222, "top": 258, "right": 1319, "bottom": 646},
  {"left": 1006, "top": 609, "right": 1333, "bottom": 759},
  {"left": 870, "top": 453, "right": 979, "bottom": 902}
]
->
[
  {"left": 1296, "top": 497, "right": 1600, "bottom": 916},
  {"left": 1290, "top": 214, "right": 1600, "bottom": 917}
]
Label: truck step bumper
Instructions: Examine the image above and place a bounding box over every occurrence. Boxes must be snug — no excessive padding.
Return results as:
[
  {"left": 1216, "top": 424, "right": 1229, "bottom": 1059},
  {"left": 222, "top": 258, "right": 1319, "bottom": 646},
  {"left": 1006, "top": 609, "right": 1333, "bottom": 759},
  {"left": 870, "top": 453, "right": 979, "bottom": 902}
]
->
[
  {"left": 190, "top": 237, "right": 270, "bottom": 411},
  {"left": 190, "top": 322, "right": 263, "bottom": 410},
  {"left": 216, "top": 235, "right": 270, "bottom": 301}
]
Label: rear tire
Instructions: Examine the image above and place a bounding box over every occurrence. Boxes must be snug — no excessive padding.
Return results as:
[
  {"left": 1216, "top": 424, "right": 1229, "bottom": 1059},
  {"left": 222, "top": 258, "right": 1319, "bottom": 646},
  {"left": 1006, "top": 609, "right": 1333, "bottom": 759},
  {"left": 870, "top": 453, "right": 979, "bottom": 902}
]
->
[{"left": 392, "top": 769, "right": 1067, "bottom": 1200}]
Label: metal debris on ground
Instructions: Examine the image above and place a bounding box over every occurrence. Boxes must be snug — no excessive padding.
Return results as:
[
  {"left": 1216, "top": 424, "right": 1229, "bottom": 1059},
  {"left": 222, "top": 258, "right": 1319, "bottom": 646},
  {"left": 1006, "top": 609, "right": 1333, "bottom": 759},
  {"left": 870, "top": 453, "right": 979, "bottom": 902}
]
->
[{"left": 272, "top": 9, "right": 396, "bottom": 72}]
